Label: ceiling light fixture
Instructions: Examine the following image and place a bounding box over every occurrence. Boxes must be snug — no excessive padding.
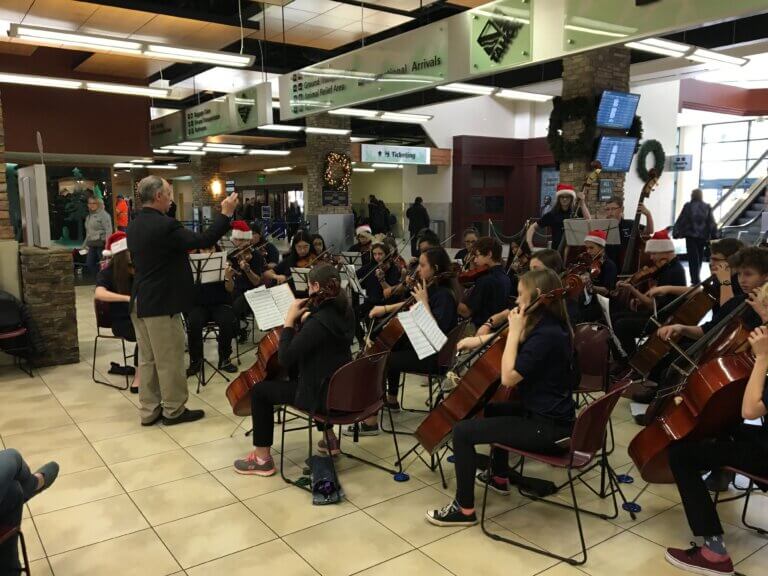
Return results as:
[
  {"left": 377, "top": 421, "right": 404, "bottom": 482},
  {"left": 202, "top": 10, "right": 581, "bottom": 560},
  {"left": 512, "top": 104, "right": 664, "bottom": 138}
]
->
[
  {"left": 371, "top": 163, "right": 403, "bottom": 169},
  {"left": 9, "top": 24, "right": 142, "bottom": 55},
  {"left": 353, "top": 168, "right": 375, "bottom": 173},
  {"left": 168, "top": 149, "right": 206, "bottom": 156},
  {"left": 0, "top": 72, "right": 82, "bottom": 89},
  {"left": 263, "top": 166, "right": 293, "bottom": 172},
  {"left": 437, "top": 83, "right": 496, "bottom": 95},
  {"left": 686, "top": 48, "right": 748, "bottom": 67},
  {"left": 563, "top": 24, "right": 629, "bottom": 38},
  {"left": 305, "top": 127, "right": 351, "bottom": 135},
  {"left": 329, "top": 108, "right": 380, "bottom": 118},
  {"left": 624, "top": 37, "right": 688, "bottom": 58},
  {"left": 179, "top": 142, "right": 203, "bottom": 147},
  {"left": 203, "top": 147, "right": 248, "bottom": 154},
  {"left": 259, "top": 124, "right": 304, "bottom": 132},
  {"left": 86, "top": 82, "right": 170, "bottom": 98},
  {"left": 203, "top": 143, "right": 244, "bottom": 149},
  {"left": 130, "top": 159, "right": 153, "bottom": 164},
  {"left": 248, "top": 150, "right": 291, "bottom": 156},
  {"left": 147, "top": 164, "right": 178, "bottom": 170},
  {"left": 495, "top": 89, "right": 553, "bottom": 102},
  {"left": 378, "top": 112, "right": 432, "bottom": 123},
  {"left": 143, "top": 44, "right": 254, "bottom": 68},
  {"left": 153, "top": 149, "right": 171, "bottom": 154},
  {"left": 113, "top": 163, "right": 141, "bottom": 168},
  {"left": 350, "top": 136, "right": 376, "bottom": 143}
]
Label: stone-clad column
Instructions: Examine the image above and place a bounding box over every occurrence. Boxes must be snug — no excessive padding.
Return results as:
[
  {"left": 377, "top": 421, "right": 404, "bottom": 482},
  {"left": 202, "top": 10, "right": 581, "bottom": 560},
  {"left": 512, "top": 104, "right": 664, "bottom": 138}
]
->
[
  {"left": 305, "top": 114, "right": 352, "bottom": 217},
  {"left": 0, "top": 89, "right": 11, "bottom": 241}
]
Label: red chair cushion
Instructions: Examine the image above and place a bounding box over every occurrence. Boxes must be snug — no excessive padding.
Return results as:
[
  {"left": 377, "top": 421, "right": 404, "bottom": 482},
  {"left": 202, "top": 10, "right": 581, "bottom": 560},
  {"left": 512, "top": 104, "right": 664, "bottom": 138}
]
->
[
  {"left": 0, "top": 327, "right": 26, "bottom": 340},
  {"left": 492, "top": 443, "right": 592, "bottom": 469},
  {"left": 0, "top": 525, "right": 20, "bottom": 544}
]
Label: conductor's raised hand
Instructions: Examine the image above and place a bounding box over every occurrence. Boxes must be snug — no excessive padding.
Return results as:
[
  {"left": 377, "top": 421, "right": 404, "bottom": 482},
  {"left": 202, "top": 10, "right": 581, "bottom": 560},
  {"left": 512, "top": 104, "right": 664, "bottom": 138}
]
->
[{"left": 221, "top": 192, "right": 239, "bottom": 217}]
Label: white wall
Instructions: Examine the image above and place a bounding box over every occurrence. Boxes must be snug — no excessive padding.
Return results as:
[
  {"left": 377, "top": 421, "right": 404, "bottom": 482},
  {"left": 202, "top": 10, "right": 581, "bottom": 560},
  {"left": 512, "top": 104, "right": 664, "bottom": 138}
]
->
[{"left": 625, "top": 80, "right": 681, "bottom": 230}]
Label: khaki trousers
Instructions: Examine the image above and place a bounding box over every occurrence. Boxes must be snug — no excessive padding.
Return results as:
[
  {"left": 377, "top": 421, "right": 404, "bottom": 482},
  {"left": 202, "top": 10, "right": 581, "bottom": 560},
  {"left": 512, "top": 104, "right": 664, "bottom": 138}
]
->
[{"left": 131, "top": 312, "right": 188, "bottom": 421}]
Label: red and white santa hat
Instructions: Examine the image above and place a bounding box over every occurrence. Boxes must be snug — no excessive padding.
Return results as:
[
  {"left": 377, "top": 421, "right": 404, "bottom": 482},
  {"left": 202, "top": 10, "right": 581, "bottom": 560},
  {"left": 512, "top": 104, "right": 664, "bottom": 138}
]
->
[
  {"left": 355, "top": 224, "right": 373, "bottom": 239},
  {"left": 102, "top": 231, "right": 127, "bottom": 257},
  {"left": 231, "top": 220, "right": 252, "bottom": 240},
  {"left": 645, "top": 229, "right": 675, "bottom": 253},
  {"left": 584, "top": 229, "right": 607, "bottom": 247},
  {"left": 556, "top": 183, "right": 576, "bottom": 199}
]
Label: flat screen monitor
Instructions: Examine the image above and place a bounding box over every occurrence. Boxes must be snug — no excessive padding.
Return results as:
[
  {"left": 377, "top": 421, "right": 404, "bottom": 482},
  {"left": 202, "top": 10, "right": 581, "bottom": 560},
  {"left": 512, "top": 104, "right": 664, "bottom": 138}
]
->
[
  {"left": 595, "top": 136, "right": 637, "bottom": 173},
  {"left": 596, "top": 90, "right": 640, "bottom": 129}
]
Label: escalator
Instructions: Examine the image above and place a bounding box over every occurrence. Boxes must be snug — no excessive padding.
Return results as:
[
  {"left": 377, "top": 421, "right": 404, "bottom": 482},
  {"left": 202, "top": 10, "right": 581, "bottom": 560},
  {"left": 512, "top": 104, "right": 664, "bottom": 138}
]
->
[{"left": 716, "top": 149, "right": 768, "bottom": 244}]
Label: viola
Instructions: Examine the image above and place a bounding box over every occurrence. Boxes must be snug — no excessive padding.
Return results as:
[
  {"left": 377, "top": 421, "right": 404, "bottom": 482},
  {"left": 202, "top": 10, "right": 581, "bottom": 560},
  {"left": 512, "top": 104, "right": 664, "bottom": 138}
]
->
[
  {"left": 415, "top": 282, "right": 578, "bottom": 454},
  {"left": 458, "top": 264, "right": 490, "bottom": 286}
]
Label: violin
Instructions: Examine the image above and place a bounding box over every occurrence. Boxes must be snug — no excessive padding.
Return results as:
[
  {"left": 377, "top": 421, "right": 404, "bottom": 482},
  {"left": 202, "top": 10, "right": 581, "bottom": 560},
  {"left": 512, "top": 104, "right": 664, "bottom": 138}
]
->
[{"left": 458, "top": 264, "right": 490, "bottom": 286}]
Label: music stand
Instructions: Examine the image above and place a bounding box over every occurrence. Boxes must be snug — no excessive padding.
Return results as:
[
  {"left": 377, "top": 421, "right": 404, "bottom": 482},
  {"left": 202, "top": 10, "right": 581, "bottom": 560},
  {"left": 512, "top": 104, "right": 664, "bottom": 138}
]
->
[
  {"left": 290, "top": 267, "right": 311, "bottom": 294},
  {"left": 563, "top": 218, "right": 621, "bottom": 248},
  {"left": 341, "top": 251, "right": 363, "bottom": 269},
  {"left": 189, "top": 252, "right": 231, "bottom": 392}
]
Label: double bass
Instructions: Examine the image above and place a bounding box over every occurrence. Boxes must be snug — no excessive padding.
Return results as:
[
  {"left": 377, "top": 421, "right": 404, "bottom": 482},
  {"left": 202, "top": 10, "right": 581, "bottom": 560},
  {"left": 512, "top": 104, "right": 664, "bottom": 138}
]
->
[
  {"left": 619, "top": 169, "right": 658, "bottom": 276},
  {"left": 558, "top": 161, "right": 602, "bottom": 265},
  {"left": 415, "top": 275, "right": 582, "bottom": 454}
]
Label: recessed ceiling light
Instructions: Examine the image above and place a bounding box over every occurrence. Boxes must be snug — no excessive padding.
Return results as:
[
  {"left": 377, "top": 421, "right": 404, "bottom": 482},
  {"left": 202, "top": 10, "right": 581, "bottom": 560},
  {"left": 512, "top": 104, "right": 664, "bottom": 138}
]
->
[
  {"left": 113, "top": 163, "right": 141, "bottom": 168},
  {"left": 153, "top": 149, "right": 171, "bottom": 154},
  {"left": 350, "top": 136, "right": 376, "bottom": 143},
  {"left": 130, "top": 159, "right": 153, "bottom": 163},
  {"left": 168, "top": 149, "right": 206, "bottom": 156},
  {"left": 203, "top": 143, "right": 244, "bottom": 149}
]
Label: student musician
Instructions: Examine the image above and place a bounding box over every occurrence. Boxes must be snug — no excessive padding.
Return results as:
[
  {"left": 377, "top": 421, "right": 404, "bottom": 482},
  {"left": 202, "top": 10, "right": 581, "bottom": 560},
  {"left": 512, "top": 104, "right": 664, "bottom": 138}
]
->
[
  {"left": 186, "top": 245, "right": 237, "bottom": 377},
  {"left": 455, "top": 228, "right": 479, "bottom": 270},
  {"left": 234, "top": 264, "right": 355, "bottom": 475},
  {"left": 579, "top": 229, "right": 617, "bottom": 323},
  {"left": 94, "top": 231, "right": 139, "bottom": 394},
  {"left": 663, "top": 325, "right": 768, "bottom": 576},
  {"left": 348, "top": 225, "right": 374, "bottom": 266},
  {"left": 348, "top": 247, "right": 459, "bottom": 435},
  {"left": 263, "top": 230, "right": 313, "bottom": 286},
  {"left": 428, "top": 269, "right": 575, "bottom": 526},
  {"left": 603, "top": 195, "right": 654, "bottom": 267},
  {"left": 225, "top": 221, "right": 264, "bottom": 343},
  {"left": 611, "top": 230, "right": 686, "bottom": 364},
  {"left": 310, "top": 233, "right": 330, "bottom": 261},
  {"left": 354, "top": 242, "right": 402, "bottom": 347},
  {"left": 526, "top": 183, "right": 592, "bottom": 252},
  {"left": 457, "top": 237, "right": 511, "bottom": 330},
  {"left": 251, "top": 222, "right": 280, "bottom": 269}
]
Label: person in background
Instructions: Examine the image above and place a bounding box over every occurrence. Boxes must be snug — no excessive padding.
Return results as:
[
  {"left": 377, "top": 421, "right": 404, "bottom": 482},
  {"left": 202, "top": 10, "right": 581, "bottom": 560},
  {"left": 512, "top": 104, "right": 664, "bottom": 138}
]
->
[
  {"left": 128, "top": 176, "right": 237, "bottom": 426},
  {"left": 579, "top": 229, "right": 617, "bottom": 323},
  {"left": 406, "top": 196, "right": 430, "bottom": 257},
  {"left": 455, "top": 228, "right": 479, "bottom": 269},
  {"left": 264, "top": 230, "right": 313, "bottom": 287},
  {"left": 251, "top": 222, "right": 280, "bottom": 269},
  {"left": 83, "top": 196, "right": 113, "bottom": 278},
  {"left": 187, "top": 244, "right": 237, "bottom": 377},
  {"left": 95, "top": 231, "right": 140, "bottom": 393},
  {"left": 603, "top": 196, "right": 654, "bottom": 269},
  {"left": 167, "top": 199, "right": 177, "bottom": 219},
  {"left": 115, "top": 194, "right": 129, "bottom": 232},
  {"left": 243, "top": 198, "right": 254, "bottom": 222},
  {"left": 458, "top": 237, "right": 511, "bottom": 330},
  {"left": 286, "top": 202, "right": 301, "bottom": 242},
  {"left": 673, "top": 188, "right": 717, "bottom": 284},
  {"left": 368, "top": 195, "right": 382, "bottom": 234},
  {"left": 0, "top": 450, "right": 58, "bottom": 573},
  {"left": 526, "top": 184, "right": 591, "bottom": 252},
  {"left": 226, "top": 221, "right": 264, "bottom": 343},
  {"left": 348, "top": 225, "right": 374, "bottom": 266},
  {"left": 310, "top": 233, "right": 329, "bottom": 259}
]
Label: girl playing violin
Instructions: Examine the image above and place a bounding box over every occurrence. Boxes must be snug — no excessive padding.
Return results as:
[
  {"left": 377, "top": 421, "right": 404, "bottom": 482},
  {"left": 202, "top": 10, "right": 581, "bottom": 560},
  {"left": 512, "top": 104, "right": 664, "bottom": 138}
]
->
[
  {"left": 457, "top": 237, "right": 511, "bottom": 329},
  {"left": 348, "top": 225, "right": 374, "bottom": 266},
  {"left": 428, "top": 269, "right": 576, "bottom": 526},
  {"left": 347, "top": 247, "right": 459, "bottom": 436},
  {"left": 455, "top": 228, "right": 479, "bottom": 270},
  {"left": 579, "top": 229, "right": 617, "bottom": 323},
  {"left": 263, "top": 230, "right": 313, "bottom": 286},
  {"left": 234, "top": 264, "right": 355, "bottom": 475},
  {"left": 310, "top": 233, "right": 329, "bottom": 260},
  {"left": 251, "top": 222, "right": 280, "bottom": 269},
  {"left": 354, "top": 242, "right": 402, "bottom": 347}
]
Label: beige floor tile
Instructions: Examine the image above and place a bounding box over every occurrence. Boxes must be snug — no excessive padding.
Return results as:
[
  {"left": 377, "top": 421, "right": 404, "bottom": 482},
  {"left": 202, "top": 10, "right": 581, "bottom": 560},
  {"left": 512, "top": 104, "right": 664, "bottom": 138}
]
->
[
  {"left": 284, "top": 511, "right": 412, "bottom": 576},
  {"left": 4, "top": 424, "right": 105, "bottom": 476},
  {"left": 432, "top": 475, "right": 530, "bottom": 519},
  {"left": 492, "top": 499, "right": 624, "bottom": 559},
  {"left": 536, "top": 564, "right": 592, "bottom": 576},
  {"left": 162, "top": 415, "right": 241, "bottom": 447},
  {"left": 130, "top": 473, "right": 237, "bottom": 526},
  {"left": 735, "top": 543, "right": 768, "bottom": 576},
  {"left": 339, "top": 462, "right": 426, "bottom": 508},
  {"left": 155, "top": 502, "right": 276, "bottom": 568},
  {"left": 48, "top": 529, "right": 181, "bottom": 576},
  {"left": 0, "top": 394, "right": 73, "bottom": 435},
  {"left": 28, "top": 559, "right": 53, "bottom": 576},
  {"left": 109, "top": 449, "right": 206, "bottom": 492},
  {"left": 78, "top": 412, "right": 150, "bottom": 442},
  {"left": 185, "top": 435, "right": 258, "bottom": 471},
  {"left": 421, "top": 524, "right": 558, "bottom": 576},
  {"left": 28, "top": 466, "right": 124, "bottom": 515},
  {"left": 22, "top": 517, "right": 45, "bottom": 561},
  {"left": 344, "top": 432, "right": 420, "bottom": 461},
  {"left": 210, "top": 460, "right": 304, "bottom": 500},
  {"left": 354, "top": 550, "right": 453, "bottom": 576},
  {"left": 34, "top": 494, "right": 148, "bottom": 556},
  {"left": 93, "top": 429, "right": 180, "bottom": 464},
  {"left": 611, "top": 420, "right": 642, "bottom": 447},
  {"left": 630, "top": 505, "right": 767, "bottom": 563},
  {"left": 186, "top": 538, "right": 317, "bottom": 576},
  {"left": 244, "top": 484, "right": 357, "bottom": 536},
  {"left": 66, "top": 394, "right": 138, "bottom": 423},
  {"left": 579, "top": 531, "right": 682, "bottom": 576},
  {"left": 715, "top": 490, "right": 768, "bottom": 529},
  {"left": 366, "top": 486, "right": 468, "bottom": 547}
]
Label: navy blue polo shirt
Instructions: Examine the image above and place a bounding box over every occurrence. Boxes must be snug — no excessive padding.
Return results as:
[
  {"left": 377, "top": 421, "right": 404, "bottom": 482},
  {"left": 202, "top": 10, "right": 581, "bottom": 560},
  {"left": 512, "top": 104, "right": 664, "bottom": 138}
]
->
[
  {"left": 652, "top": 258, "right": 687, "bottom": 309},
  {"left": 514, "top": 314, "right": 576, "bottom": 422},
  {"left": 465, "top": 265, "right": 512, "bottom": 328},
  {"left": 358, "top": 262, "right": 401, "bottom": 305},
  {"left": 701, "top": 293, "right": 762, "bottom": 333},
  {"left": 594, "top": 256, "right": 617, "bottom": 291},
  {"left": 428, "top": 284, "right": 458, "bottom": 334}
]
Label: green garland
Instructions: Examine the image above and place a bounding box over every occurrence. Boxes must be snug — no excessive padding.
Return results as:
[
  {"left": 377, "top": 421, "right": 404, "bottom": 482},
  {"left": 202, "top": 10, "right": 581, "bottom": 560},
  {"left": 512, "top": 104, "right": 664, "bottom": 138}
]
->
[
  {"left": 636, "top": 139, "right": 665, "bottom": 182},
  {"left": 547, "top": 96, "right": 596, "bottom": 162},
  {"left": 323, "top": 152, "right": 352, "bottom": 191}
]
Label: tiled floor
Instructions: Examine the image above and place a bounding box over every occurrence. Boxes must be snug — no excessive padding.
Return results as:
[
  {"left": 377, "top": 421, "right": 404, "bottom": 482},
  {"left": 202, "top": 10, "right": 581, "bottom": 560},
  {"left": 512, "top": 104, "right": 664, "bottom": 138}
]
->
[{"left": 1, "top": 284, "right": 766, "bottom": 575}]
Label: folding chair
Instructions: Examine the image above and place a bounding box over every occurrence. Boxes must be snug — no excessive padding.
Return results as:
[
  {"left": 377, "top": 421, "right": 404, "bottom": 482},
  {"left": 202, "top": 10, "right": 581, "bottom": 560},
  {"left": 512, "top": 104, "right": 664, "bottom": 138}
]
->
[
  {"left": 92, "top": 300, "right": 134, "bottom": 390},
  {"left": 0, "top": 326, "right": 33, "bottom": 378},
  {"left": 480, "top": 381, "right": 633, "bottom": 566},
  {"left": 280, "top": 351, "right": 406, "bottom": 489},
  {"left": 715, "top": 466, "right": 768, "bottom": 535},
  {"left": 0, "top": 525, "right": 30, "bottom": 575}
]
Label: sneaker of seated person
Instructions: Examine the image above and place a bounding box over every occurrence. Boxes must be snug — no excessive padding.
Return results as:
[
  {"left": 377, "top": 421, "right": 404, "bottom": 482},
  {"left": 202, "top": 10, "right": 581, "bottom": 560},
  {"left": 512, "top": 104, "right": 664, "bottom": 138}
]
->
[
  {"left": 342, "top": 422, "right": 380, "bottom": 437},
  {"left": 218, "top": 358, "right": 238, "bottom": 373},
  {"left": 426, "top": 501, "right": 478, "bottom": 527},
  {"left": 186, "top": 361, "right": 201, "bottom": 378},
  {"left": 665, "top": 545, "right": 734, "bottom": 576},
  {"left": 234, "top": 452, "right": 276, "bottom": 476},
  {"left": 475, "top": 470, "right": 510, "bottom": 495},
  {"left": 317, "top": 434, "right": 341, "bottom": 456}
]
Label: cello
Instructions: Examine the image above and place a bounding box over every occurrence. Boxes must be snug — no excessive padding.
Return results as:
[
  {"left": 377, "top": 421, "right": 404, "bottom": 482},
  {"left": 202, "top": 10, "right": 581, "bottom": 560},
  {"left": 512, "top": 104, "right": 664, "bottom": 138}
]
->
[{"left": 415, "top": 275, "right": 582, "bottom": 454}]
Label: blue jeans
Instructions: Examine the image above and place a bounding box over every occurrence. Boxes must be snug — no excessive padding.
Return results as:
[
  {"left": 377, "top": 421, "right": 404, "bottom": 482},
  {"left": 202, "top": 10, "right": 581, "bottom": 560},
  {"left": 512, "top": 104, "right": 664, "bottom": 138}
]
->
[
  {"left": 0, "top": 449, "right": 37, "bottom": 571},
  {"left": 86, "top": 245, "right": 103, "bottom": 277}
]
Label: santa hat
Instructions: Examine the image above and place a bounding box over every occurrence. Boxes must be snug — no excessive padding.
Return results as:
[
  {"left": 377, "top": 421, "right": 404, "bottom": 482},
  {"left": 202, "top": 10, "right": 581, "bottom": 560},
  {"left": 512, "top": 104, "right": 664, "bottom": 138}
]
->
[
  {"left": 102, "top": 231, "right": 127, "bottom": 257},
  {"left": 645, "top": 229, "right": 675, "bottom": 253},
  {"left": 355, "top": 224, "right": 373, "bottom": 239},
  {"left": 556, "top": 183, "right": 576, "bottom": 199},
  {"left": 231, "top": 220, "right": 252, "bottom": 240},
  {"left": 584, "top": 229, "right": 607, "bottom": 247}
]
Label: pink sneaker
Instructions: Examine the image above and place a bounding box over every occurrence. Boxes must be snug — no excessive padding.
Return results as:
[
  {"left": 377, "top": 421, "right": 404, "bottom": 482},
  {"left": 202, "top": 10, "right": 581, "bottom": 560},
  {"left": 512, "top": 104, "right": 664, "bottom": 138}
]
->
[
  {"left": 234, "top": 453, "right": 276, "bottom": 476},
  {"left": 665, "top": 545, "right": 734, "bottom": 576}
]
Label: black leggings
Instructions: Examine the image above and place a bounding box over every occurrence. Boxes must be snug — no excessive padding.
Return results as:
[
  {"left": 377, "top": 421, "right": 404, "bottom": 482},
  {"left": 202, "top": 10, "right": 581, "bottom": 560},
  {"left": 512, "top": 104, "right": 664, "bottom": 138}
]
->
[
  {"left": 185, "top": 303, "right": 235, "bottom": 364},
  {"left": 669, "top": 424, "right": 768, "bottom": 537},
  {"left": 112, "top": 319, "right": 138, "bottom": 366},
  {"left": 452, "top": 402, "right": 573, "bottom": 509},
  {"left": 387, "top": 339, "right": 438, "bottom": 397}
]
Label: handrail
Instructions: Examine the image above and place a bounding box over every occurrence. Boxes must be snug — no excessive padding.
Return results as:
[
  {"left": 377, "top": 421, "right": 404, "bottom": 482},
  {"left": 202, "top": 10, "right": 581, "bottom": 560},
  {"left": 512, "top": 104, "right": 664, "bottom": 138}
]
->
[
  {"left": 720, "top": 211, "right": 762, "bottom": 232},
  {"left": 717, "top": 173, "right": 768, "bottom": 229},
  {"left": 713, "top": 148, "right": 768, "bottom": 214}
]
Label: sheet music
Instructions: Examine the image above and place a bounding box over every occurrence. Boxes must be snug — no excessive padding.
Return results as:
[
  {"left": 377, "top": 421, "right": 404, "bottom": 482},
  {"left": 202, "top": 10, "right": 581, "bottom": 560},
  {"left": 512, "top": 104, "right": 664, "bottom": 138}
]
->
[
  {"left": 189, "top": 251, "right": 227, "bottom": 284},
  {"left": 344, "top": 264, "right": 364, "bottom": 294},
  {"left": 398, "top": 308, "right": 437, "bottom": 360},
  {"left": 410, "top": 301, "right": 448, "bottom": 352},
  {"left": 245, "top": 284, "right": 296, "bottom": 331}
]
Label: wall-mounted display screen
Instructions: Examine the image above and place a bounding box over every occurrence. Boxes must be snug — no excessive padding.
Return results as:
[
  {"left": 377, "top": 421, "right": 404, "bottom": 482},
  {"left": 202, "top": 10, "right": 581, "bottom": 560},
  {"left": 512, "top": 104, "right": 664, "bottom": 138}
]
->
[{"left": 596, "top": 90, "right": 640, "bottom": 129}]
